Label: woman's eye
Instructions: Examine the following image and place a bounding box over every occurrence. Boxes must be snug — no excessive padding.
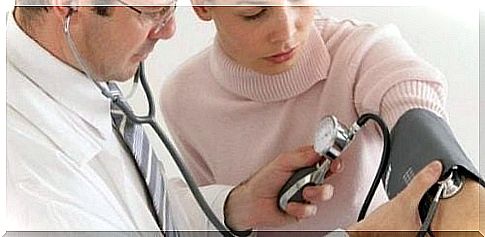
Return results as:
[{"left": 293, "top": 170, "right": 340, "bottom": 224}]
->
[{"left": 243, "top": 9, "right": 267, "bottom": 21}]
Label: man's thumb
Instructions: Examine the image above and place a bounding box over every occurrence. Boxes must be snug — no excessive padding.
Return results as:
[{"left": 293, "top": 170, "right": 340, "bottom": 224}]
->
[{"left": 399, "top": 161, "right": 443, "bottom": 206}]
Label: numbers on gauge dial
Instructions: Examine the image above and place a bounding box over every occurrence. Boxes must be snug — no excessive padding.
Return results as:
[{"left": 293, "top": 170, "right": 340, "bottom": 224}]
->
[{"left": 314, "top": 116, "right": 337, "bottom": 155}]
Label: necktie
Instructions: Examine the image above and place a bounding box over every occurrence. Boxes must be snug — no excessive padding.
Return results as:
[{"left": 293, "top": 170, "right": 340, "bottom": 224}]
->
[{"left": 109, "top": 83, "right": 178, "bottom": 236}]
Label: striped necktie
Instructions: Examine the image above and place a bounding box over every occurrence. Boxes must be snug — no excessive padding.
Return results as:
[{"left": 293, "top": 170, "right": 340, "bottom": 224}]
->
[{"left": 109, "top": 83, "right": 178, "bottom": 236}]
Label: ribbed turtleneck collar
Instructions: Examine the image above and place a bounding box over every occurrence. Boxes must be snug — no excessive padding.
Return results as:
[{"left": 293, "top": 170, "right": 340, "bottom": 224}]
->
[{"left": 209, "top": 24, "right": 331, "bottom": 103}]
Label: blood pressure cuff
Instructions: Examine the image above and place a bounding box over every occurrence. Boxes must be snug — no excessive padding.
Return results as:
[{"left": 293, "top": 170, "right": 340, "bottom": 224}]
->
[{"left": 382, "top": 108, "right": 484, "bottom": 220}]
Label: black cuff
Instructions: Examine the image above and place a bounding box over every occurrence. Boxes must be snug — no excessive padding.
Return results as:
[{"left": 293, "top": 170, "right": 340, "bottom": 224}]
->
[{"left": 381, "top": 109, "right": 485, "bottom": 223}]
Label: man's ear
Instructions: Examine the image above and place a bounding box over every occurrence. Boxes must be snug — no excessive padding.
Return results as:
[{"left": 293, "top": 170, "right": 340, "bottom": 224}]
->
[
  {"left": 192, "top": 6, "right": 213, "bottom": 21},
  {"left": 51, "top": 0, "right": 78, "bottom": 21},
  {"left": 191, "top": 0, "right": 213, "bottom": 21}
]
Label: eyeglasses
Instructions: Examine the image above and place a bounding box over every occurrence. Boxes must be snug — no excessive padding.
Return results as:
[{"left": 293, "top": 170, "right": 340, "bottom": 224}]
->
[{"left": 117, "top": 0, "right": 177, "bottom": 29}]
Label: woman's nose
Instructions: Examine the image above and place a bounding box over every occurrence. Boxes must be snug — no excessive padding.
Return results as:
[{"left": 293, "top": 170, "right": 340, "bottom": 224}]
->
[
  {"left": 269, "top": 7, "right": 298, "bottom": 44},
  {"left": 148, "top": 16, "right": 176, "bottom": 40}
]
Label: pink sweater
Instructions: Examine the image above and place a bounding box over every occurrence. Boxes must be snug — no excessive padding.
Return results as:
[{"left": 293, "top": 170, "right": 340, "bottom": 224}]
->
[{"left": 161, "top": 18, "right": 447, "bottom": 231}]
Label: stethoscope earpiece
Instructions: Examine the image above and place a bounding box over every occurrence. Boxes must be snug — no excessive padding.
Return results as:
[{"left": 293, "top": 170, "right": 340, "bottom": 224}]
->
[{"left": 67, "top": 6, "right": 78, "bottom": 16}]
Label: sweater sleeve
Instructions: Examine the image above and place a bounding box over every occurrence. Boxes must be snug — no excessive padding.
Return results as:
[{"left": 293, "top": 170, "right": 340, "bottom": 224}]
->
[
  {"left": 380, "top": 80, "right": 447, "bottom": 128},
  {"left": 352, "top": 24, "right": 448, "bottom": 128}
]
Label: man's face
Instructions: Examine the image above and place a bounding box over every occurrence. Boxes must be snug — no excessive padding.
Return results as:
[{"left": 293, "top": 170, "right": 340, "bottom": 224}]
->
[{"left": 73, "top": 3, "right": 176, "bottom": 82}]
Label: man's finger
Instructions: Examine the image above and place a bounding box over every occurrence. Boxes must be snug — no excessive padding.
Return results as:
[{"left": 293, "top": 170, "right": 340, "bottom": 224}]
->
[
  {"left": 303, "top": 184, "right": 334, "bottom": 203},
  {"left": 277, "top": 147, "right": 321, "bottom": 171},
  {"left": 330, "top": 159, "right": 344, "bottom": 174},
  {"left": 286, "top": 202, "right": 318, "bottom": 220},
  {"left": 296, "top": 145, "right": 314, "bottom": 153},
  {"left": 398, "top": 160, "right": 443, "bottom": 205}
]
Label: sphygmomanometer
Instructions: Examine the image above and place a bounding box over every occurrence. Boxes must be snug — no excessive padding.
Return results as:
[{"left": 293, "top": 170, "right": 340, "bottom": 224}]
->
[
  {"left": 278, "top": 108, "right": 484, "bottom": 236},
  {"left": 383, "top": 108, "right": 484, "bottom": 234}
]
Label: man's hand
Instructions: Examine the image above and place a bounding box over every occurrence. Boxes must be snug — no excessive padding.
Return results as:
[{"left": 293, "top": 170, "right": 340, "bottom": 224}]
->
[
  {"left": 430, "top": 178, "right": 482, "bottom": 237},
  {"left": 347, "top": 161, "right": 443, "bottom": 236},
  {"left": 224, "top": 145, "right": 342, "bottom": 230},
  {"left": 347, "top": 160, "right": 484, "bottom": 237}
]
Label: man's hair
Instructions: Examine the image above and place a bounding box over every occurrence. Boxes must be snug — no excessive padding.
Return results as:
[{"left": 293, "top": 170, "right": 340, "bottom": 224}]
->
[
  {"left": 15, "top": 4, "right": 111, "bottom": 30},
  {"left": 16, "top": 6, "right": 111, "bottom": 17}
]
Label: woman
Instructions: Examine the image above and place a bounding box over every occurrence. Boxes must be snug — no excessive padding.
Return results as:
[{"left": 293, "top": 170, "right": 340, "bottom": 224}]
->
[{"left": 160, "top": 1, "right": 446, "bottom": 233}]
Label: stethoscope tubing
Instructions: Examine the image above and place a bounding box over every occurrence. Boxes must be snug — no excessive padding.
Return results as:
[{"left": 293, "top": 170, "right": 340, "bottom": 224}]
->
[{"left": 63, "top": 9, "right": 234, "bottom": 236}]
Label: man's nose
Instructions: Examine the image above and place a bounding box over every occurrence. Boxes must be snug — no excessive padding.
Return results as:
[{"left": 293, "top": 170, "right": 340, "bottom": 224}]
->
[
  {"left": 148, "top": 16, "right": 176, "bottom": 40},
  {"left": 269, "top": 7, "right": 298, "bottom": 44}
]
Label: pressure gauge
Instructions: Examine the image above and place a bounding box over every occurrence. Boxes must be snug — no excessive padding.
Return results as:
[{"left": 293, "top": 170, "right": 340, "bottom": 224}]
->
[
  {"left": 313, "top": 115, "right": 358, "bottom": 160},
  {"left": 279, "top": 115, "right": 362, "bottom": 211},
  {"left": 314, "top": 116, "right": 338, "bottom": 156}
]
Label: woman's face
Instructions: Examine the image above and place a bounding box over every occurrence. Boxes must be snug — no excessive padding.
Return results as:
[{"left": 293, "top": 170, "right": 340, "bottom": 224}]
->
[{"left": 207, "top": 4, "right": 315, "bottom": 75}]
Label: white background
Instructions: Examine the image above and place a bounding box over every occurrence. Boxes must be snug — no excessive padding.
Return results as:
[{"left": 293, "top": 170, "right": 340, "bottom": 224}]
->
[{"left": 130, "top": 6, "right": 481, "bottom": 179}]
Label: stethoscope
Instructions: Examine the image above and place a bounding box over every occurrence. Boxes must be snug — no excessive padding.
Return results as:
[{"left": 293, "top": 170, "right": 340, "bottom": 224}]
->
[
  {"left": 62, "top": 7, "right": 450, "bottom": 237},
  {"left": 63, "top": 7, "right": 235, "bottom": 237}
]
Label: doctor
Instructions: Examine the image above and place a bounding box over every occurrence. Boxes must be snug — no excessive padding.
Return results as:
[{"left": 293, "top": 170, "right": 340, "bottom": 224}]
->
[
  {"left": 6, "top": 0, "right": 337, "bottom": 232},
  {"left": 6, "top": 0, "right": 482, "bottom": 235}
]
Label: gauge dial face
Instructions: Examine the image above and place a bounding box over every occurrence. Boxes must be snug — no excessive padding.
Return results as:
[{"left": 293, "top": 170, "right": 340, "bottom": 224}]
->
[{"left": 314, "top": 116, "right": 337, "bottom": 155}]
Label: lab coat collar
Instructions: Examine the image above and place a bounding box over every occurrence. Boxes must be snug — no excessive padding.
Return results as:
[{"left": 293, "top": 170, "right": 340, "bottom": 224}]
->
[{"left": 7, "top": 12, "right": 113, "bottom": 165}]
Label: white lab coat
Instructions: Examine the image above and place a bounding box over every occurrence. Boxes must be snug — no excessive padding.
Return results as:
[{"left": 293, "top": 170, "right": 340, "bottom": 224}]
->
[{"left": 6, "top": 11, "right": 232, "bottom": 234}]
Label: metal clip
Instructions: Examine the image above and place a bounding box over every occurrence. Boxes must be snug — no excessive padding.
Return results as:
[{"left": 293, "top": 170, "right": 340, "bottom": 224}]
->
[
  {"left": 438, "top": 167, "right": 465, "bottom": 199},
  {"left": 311, "top": 159, "right": 332, "bottom": 184}
]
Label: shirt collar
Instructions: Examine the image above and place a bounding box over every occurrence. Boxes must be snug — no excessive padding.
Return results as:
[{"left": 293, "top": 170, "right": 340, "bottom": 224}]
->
[
  {"left": 209, "top": 24, "right": 331, "bottom": 102},
  {"left": 7, "top": 12, "right": 113, "bottom": 164}
]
